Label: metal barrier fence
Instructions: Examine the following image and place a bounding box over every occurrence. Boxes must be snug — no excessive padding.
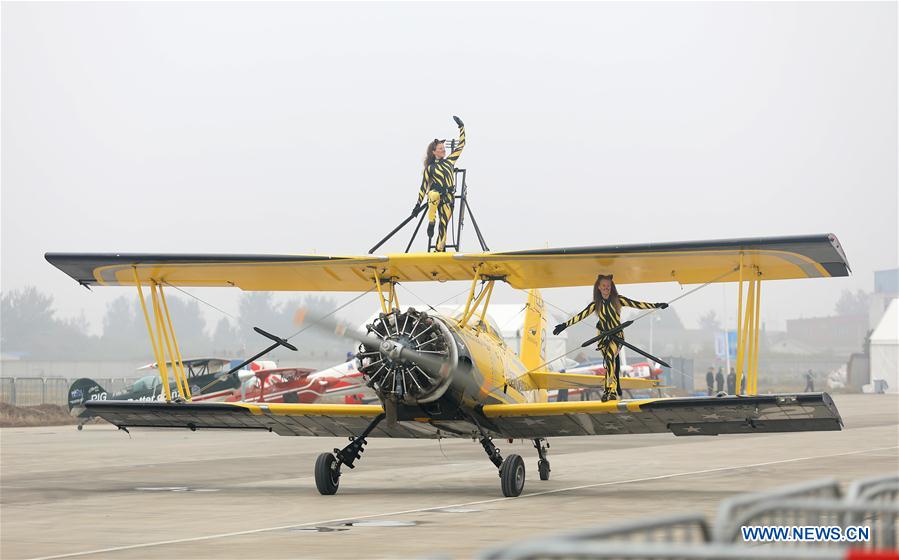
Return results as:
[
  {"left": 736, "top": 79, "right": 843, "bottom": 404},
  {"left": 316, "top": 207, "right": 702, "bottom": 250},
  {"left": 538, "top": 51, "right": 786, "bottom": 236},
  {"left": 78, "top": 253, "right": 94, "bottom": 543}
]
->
[
  {"left": 719, "top": 499, "right": 899, "bottom": 551},
  {"left": 847, "top": 474, "right": 899, "bottom": 504},
  {"left": 0, "top": 378, "right": 132, "bottom": 407},
  {"left": 713, "top": 478, "right": 843, "bottom": 542},
  {"left": 476, "top": 475, "right": 898, "bottom": 559},
  {"left": 479, "top": 514, "right": 711, "bottom": 560},
  {"left": 479, "top": 542, "right": 849, "bottom": 559}
]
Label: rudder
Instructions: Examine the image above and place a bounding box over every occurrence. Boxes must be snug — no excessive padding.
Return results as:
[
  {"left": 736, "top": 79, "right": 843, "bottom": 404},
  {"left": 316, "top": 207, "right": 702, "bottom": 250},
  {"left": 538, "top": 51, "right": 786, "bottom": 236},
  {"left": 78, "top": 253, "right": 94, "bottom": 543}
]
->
[
  {"left": 67, "top": 378, "right": 107, "bottom": 415},
  {"left": 519, "top": 289, "right": 547, "bottom": 371}
]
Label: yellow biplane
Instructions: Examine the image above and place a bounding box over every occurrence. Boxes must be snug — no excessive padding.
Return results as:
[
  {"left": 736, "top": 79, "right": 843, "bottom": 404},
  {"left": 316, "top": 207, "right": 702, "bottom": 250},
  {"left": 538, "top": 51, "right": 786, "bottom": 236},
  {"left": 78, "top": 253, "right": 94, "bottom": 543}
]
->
[{"left": 46, "top": 233, "right": 850, "bottom": 496}]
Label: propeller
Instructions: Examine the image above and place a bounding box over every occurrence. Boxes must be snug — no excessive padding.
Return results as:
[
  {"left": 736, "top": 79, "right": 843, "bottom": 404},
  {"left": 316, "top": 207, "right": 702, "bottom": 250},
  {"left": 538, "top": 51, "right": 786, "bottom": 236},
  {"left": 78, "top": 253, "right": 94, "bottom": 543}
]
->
[
  {"left": 297, "top": 310, "right": 452, "bottom": 378},
  {"left": 295, "top": 307, "right": 459, "bottom": 425}
]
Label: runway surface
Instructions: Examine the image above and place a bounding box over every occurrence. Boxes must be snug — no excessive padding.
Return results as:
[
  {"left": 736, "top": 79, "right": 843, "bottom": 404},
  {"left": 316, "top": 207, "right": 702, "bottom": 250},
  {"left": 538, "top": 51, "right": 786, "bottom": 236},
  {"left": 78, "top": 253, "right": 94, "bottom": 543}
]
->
[{"left": 2, "top": 393, "right": 897, "bottom": 559}]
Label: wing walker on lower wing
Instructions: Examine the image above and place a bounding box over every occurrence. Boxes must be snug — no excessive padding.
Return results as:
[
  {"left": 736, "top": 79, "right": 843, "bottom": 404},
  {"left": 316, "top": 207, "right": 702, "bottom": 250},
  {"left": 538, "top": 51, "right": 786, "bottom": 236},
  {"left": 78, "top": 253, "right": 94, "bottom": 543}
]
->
[{"left": 46, "top": 179, "right": 852, "bottom": 497}]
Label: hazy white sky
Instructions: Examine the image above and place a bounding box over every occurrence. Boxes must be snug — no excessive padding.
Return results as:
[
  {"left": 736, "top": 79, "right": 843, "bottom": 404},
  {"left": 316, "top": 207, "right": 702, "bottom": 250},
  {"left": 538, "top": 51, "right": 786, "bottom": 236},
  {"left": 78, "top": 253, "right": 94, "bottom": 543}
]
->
[{"left": 2, "top": 1, "right": 897, "bottom": 338}]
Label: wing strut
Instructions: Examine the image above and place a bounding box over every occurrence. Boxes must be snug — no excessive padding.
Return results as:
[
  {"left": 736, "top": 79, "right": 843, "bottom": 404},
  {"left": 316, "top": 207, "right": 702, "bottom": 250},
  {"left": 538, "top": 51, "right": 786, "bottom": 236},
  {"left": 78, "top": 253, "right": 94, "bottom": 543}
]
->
[{"left": 132, "top": 269, "right": 189, "bottom": 401}]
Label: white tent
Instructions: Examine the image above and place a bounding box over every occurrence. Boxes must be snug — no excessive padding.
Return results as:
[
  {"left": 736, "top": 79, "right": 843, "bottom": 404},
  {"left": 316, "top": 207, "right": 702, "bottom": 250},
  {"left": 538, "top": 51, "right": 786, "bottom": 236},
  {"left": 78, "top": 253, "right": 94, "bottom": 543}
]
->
[{"left": 868, "top": 298, "right": 898, "bottom": 393}]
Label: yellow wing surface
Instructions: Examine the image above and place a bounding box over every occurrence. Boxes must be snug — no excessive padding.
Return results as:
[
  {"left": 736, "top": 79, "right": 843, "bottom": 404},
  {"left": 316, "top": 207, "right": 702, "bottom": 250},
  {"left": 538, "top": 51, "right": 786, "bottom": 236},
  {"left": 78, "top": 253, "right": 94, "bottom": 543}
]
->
[
  {"left": 524, "top": 371, "right": 660, "bottom": 391},
  {"left": 46, "top": 234, "right": 849, "bottom": 291},
  {"left": 84, "top": 393, "right": 841, "bottom": 439},
  {"left": 483, "top": 393, "right": 842, "bottom": 438}
]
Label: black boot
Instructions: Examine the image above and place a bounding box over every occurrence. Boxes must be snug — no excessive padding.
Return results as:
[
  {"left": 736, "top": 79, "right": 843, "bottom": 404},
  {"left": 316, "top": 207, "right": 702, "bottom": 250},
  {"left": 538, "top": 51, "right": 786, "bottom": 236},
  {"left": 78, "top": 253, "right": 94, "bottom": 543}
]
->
[{"left": 427, "top": 222, "right": 435, "bottom": 238}]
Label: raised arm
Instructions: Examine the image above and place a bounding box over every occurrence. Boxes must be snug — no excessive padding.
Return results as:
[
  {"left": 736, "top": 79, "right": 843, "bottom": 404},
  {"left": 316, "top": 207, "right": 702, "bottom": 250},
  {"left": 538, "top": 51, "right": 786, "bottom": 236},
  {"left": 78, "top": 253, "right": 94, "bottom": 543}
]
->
[
  {"left": 553, "top": 301, "right": 596, "bottom": 334},
  {"left": 619, "top": 295, "right": 668, "bottom": 310},
  {"left": 446, "top": 116, "right": 466, "bottom": 163}
]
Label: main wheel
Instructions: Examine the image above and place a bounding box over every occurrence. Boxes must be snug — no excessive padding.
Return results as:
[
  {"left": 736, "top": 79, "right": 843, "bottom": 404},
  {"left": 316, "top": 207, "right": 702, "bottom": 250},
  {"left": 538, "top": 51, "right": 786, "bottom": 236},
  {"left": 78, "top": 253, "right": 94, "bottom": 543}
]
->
[
  {"left": 314, "top": 452, "right": 340, "bottom": 495},
  {"left": 500, "top": 454, "right": 526, "bottom": 497},
  {"left": 538, "top": 459, "right": 551, "bottom": 481}
]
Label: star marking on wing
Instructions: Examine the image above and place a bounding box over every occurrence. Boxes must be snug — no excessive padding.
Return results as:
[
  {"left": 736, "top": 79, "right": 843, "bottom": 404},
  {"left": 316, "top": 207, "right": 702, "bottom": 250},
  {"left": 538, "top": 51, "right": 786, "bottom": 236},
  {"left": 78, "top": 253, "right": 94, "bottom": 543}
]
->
[
  {"left": 685, "top": 425, "right": 702, "bottom": 433},
  {"left": 702, "top": 413, "right": 723, "bottom": 420},
  {"left": 521, "top": 418, "right": 545, "bottom": 426}
]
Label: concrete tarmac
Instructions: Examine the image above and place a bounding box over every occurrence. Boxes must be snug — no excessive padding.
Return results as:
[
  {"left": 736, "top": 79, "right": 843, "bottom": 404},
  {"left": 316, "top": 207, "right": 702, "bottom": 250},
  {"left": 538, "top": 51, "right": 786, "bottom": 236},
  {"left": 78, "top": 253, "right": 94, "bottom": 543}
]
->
[{"left": 1, "top": 394, "right": 897, "bottom": 559}]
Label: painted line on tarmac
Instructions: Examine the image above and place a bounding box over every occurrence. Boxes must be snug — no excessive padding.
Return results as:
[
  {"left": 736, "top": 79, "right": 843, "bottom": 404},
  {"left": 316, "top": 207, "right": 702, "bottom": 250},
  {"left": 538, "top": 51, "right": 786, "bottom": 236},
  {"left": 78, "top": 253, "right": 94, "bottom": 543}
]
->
[{"left": 27, "top": 444, "right": 898, "bottom": 560}]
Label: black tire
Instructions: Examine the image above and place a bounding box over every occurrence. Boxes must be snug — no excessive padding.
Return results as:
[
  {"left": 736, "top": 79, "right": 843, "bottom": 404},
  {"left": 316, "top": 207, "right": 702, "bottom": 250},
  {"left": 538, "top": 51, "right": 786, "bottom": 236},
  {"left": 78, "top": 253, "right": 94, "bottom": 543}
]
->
[
  {"left": 538, "top": 459, "right": 550, "bottom": 481},
  {"left": 314, "top": 452, "right": 340, "bottom": 495},
  {"left": 283, "top": 391, "right": 299, "bottom": 403},
  {"left": 500, "top": 454, "right": 526, "bottom": 497}
]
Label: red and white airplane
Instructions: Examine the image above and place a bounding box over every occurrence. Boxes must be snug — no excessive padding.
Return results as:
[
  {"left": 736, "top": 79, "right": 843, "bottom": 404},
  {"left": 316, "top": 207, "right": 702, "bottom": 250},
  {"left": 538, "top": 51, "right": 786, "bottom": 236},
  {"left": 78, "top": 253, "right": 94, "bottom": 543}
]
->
[{"left": 224, "top": 360, "right": 374, "bottom": 405}]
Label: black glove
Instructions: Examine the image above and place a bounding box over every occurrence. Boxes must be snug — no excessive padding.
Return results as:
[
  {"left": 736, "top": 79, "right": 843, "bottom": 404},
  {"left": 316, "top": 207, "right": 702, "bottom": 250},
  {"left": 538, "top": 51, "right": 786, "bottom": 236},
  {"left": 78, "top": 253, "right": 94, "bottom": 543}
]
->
[
  {"left": 412, "top": 203, "right": 421, "bottom": 216},
  {"left": 453, "top": 115, "right": 464, "bottom": 127},
  {"left": 552, "top": 323, "right": 566, "bottom": 335},
  {"left": 657, "top": 302, "right": 669, "bottom": 309}
]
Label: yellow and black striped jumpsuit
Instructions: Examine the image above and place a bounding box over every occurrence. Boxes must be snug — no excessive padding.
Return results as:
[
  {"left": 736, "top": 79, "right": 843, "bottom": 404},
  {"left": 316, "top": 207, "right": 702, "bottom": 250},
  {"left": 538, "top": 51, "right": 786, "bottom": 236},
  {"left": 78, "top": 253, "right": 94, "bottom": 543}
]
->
[
  {"left": 416, "top": 123, "right": 465, "bottom": 252},
  {"left": 561, "top": 296, "right": 663, "bottom": 397}
]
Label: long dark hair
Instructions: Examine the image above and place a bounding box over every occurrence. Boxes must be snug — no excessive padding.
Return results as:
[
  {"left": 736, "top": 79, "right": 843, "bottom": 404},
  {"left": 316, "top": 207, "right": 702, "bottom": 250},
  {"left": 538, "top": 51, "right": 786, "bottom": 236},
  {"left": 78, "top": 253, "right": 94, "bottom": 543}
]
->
[
  {"left": 424, "top": 138, "right": 445, "bottom": 168},
  {"left": 594, "top": 274, "right": 621, "bottom": 314}
]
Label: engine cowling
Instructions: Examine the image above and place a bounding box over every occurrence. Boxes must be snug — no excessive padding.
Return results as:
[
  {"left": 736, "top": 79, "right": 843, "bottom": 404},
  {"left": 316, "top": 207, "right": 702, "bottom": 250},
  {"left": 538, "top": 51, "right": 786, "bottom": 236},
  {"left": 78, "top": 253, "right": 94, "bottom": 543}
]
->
[{"left": 356, "top": 309, "right": 456, "bottom": 404}]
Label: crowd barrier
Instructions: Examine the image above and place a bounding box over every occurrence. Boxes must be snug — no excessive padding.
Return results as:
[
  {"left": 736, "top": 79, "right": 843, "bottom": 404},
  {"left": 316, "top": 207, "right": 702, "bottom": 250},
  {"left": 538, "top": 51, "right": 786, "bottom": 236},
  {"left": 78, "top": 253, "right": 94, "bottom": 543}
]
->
[{"left": 477, "top": 475, "right": 899, "bottom": 559}]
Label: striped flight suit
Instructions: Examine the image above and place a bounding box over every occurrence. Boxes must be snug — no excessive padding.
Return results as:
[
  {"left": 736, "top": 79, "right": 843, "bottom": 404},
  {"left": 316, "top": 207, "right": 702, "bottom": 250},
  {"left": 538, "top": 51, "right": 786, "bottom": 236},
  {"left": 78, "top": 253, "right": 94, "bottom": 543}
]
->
[
  {"left": 561, "top": 296, "right": 663, "bottom": 397},
  {"left": 416, "top": 124, "right": 465, "bottom": 252}
]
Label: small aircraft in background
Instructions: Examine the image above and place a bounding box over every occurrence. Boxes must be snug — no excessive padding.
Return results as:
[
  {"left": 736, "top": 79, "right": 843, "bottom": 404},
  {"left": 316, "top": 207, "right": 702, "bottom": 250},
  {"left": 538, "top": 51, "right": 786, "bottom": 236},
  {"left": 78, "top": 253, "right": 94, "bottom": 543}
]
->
[
  {"left": 551, "top": 352, "right": 664, "bottom": 402},
  {"left": 224, "top": 360, "right": 375, "bottom": 405},
  {"left": 67, "top": 358, "right": 265, "bottom": 423},
  {"left": 47, "top": 233, "right": 850, "bottom": 496}
]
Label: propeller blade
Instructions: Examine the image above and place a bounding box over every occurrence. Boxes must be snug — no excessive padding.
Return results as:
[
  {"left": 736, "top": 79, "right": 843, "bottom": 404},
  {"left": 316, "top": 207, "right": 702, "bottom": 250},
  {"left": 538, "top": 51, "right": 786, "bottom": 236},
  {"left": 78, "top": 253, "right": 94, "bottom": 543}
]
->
[{"left": 295, "top": 308, "right": 453, "bottom": 377}]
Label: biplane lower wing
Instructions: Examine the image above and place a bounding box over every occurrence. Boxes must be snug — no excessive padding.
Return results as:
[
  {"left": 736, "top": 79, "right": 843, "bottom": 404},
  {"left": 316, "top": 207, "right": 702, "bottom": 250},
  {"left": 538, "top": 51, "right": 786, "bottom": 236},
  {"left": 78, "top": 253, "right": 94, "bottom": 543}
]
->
[
  {"left": 83, "top": 401, "right": 467, "bottom": 438},
  {"left": 86, "top": 393, "right": 841, "bottom": 440},
  {"left": 482, "top": 393, "right": 843, "bottom": 438}
]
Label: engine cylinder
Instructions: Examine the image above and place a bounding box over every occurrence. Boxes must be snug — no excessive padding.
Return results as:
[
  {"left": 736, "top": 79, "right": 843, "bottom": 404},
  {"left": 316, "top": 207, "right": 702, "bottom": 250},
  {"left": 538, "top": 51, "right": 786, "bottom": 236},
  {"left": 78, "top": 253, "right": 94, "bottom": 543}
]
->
[{"left": 356, "top": 309, "right": 456, "bottom": 404}]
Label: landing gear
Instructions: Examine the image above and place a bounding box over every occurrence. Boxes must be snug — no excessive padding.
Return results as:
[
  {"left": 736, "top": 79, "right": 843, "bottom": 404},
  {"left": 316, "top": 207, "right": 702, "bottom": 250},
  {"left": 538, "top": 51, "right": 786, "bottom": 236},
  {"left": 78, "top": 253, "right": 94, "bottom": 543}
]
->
[
  {"left": 478, "top": 430, "right": 504, "bottom": 468},
  {"left": 500, "top": 454, "right": 526, "bottom": 497},
  {"left": 534, "top": 438, "right": 550, "bottom": 481},
  {"left": 474, "top": 421, "right": 527, "bottom": 497},
  {"left": 314, "top": 413, "right": 385, "bottom": 496},
  {"left": 314, "top": 452, "right": 340, "bottom": 495}
]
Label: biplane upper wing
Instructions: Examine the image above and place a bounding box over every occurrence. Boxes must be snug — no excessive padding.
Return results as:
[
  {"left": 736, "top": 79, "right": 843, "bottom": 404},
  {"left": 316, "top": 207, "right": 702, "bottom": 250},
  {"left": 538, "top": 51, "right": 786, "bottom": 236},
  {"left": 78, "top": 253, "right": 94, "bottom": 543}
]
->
[
  {"left": 482, "top": 393, "right": 843, "bottom": 438},
  {"left": 82, "top": 401, "right": 468, "bottom": 438},
  {"left": 45, "top": 234, "right": 849, "bottom": 291}
]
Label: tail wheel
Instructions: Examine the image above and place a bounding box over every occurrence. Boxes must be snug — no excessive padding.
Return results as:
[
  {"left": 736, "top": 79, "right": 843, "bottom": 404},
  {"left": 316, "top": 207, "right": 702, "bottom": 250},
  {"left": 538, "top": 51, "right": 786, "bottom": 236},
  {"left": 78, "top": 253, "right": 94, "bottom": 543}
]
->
[
  {"left": 538, "top": 459, "right": 550, "bottom": 481},
  {"left": 314, "top": 452, "right": 340, "bottom": 495},
  {"left": 500, "top": 454, "right": 525, "bottom": 497}
]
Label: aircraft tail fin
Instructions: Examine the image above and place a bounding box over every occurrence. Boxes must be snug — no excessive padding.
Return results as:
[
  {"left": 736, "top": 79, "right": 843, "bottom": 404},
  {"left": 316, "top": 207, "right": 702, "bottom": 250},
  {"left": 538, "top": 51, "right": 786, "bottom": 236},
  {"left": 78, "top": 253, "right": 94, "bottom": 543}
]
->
[
  {"left": 67, "top": 378, "right": 106, "bottom": 415},
  {"left": 518, "top": 289, "right": 547, "bottom": 371}
]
